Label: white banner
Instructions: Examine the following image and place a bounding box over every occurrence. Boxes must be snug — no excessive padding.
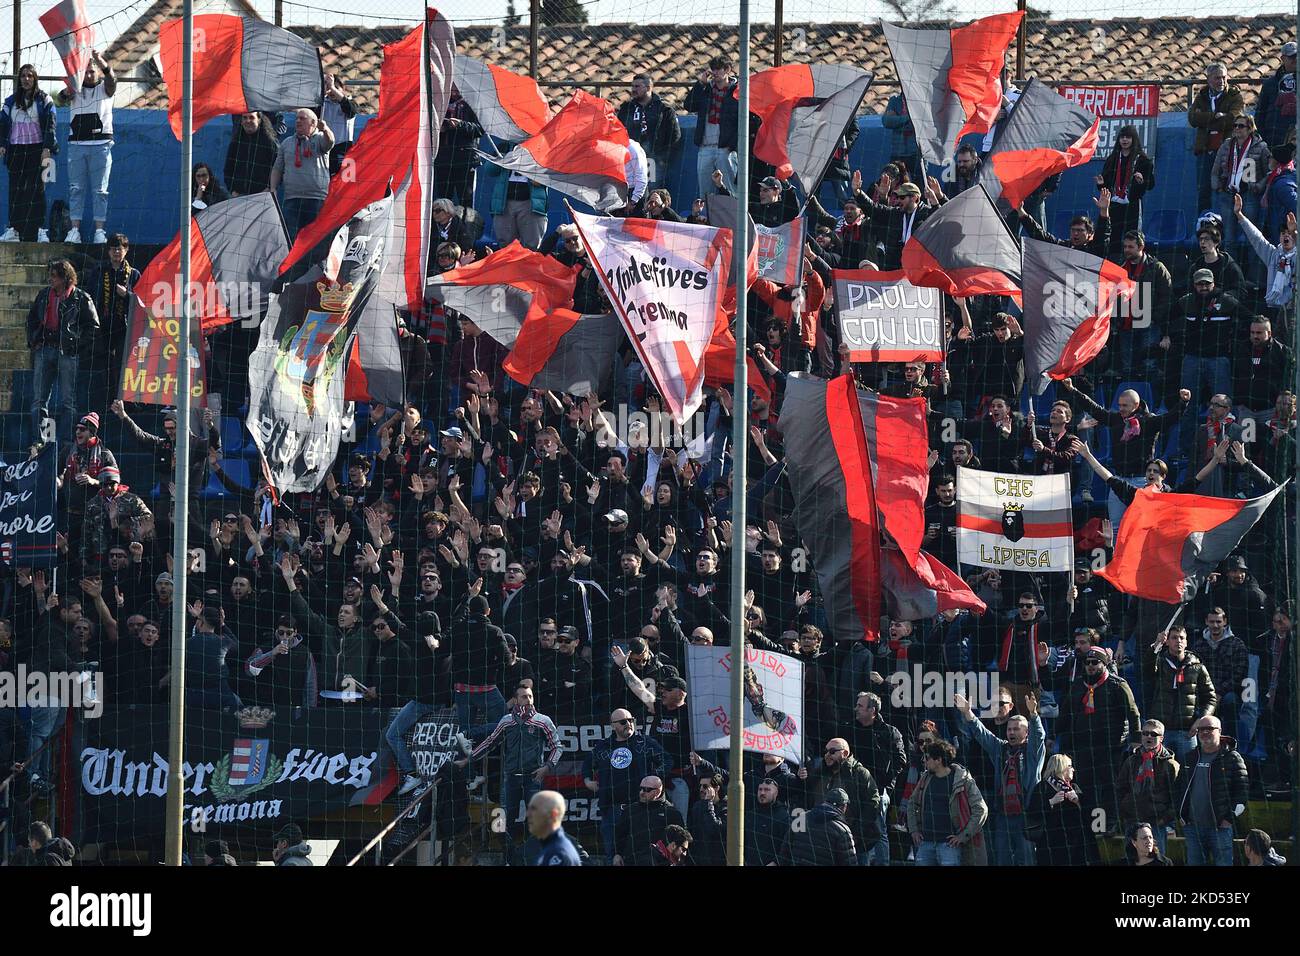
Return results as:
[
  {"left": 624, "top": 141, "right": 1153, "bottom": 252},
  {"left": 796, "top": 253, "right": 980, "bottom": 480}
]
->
[
  {"left": 573, "top": 210, "right": 729, "bottom": 425},
  {"left": 956, "top": 467, "right": 1074, "bottom": 572},
  {"left": 686, "top": 644, "right": 804, "bottom": 763}
]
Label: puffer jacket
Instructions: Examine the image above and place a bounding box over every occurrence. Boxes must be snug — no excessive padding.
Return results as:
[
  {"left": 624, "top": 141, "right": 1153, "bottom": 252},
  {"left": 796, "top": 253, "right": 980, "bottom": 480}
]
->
[
  {"left": 275, "top": 842, "right": 313, "bottom": 866},
  {"left": 778, "top": 803, "right": 857, "bottom": 866},
  {"left": 1174, "top": 736, "right": 1250, "bottom": 832},
  {"left": 802, "top": 755, "right": 882, "bottom": 849},
  {"left": 1148, "top": 649, "right": 1217, "bottom": 733},
  {"left": 1116, "top": 745, "right": 1181, "bottom": 828}
]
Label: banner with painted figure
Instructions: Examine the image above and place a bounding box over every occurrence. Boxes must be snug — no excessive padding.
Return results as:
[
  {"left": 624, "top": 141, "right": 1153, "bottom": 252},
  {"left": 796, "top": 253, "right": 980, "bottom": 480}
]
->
[
  {"left": 248, "top": 197, "right": 395, "bottom": 492},
  {"left": 573, "top": 210, "right": 731, "bottom": 425},
  {"left": 705, "top": 194, "right": 805, "bottom": 287},
  {"left": 832, "top": 269, "right": 944, "bottom": 362},
  {"left": 0, "top": 441, "right": 58, "bottom": 568},
  {"left": 956, "top": 467, "right": 1073, "bottom": 572},
  {"left": 686, "top": 644, "right": 803, "bottom": 763}
]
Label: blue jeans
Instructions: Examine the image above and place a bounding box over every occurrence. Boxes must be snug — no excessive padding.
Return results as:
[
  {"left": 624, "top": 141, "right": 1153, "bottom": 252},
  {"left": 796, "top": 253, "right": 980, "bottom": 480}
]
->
[
  {"left": 695, "top": 145, "right": 737, "bottom": 200},
  {"left": 916, "top": 839, "right": 962, "bottom": 866},
  {"left": 1184, "top": 823, "right": 1235, "bottom": 866},
  {"left": 1196, "top": 153, "right": 1215, "bottom": 214},
  {"left": 27, "top": 706, "right": 66, "bottom": 780},
  {"left": 502, "top": 772, "right": 542, "bottom": 841},
  {"left": 385, "top": 700, "right": 438, "bottom": 775},
  {"left": 868, "top": 790, "right": 891, "bottom": 865},
  {"left": 67, "top": 142, "right": 112, "bottom": 225},
  {"left": 455, "top": 687, "right": 506, "bottom": 747},
  {"left": 1213, "top": 190, "right": 1260, "bottom": 253},
  {"left": 1153, "top": 824, "right": 1169, "bottom": 858},
  {"left": 989, "top": 812, "right": 1036, "bottom": 866},
  {"left": 30, "top": 346, "right": 78, "bottom": 444},
  {"left": 599, "top": 801, "right": 626, "bottom": 863},
  {"left": 1178, "top": 354, "right": 1232, "bottom": 461},
  {"left": 283, "top": 196, "right": 324, "bottom": 240}
]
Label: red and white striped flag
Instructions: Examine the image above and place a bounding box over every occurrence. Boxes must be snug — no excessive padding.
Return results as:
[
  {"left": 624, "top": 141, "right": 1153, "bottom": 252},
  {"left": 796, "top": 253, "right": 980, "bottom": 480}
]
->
[{"left": 39, "top": 0, "right": 97, "bottom": 95}]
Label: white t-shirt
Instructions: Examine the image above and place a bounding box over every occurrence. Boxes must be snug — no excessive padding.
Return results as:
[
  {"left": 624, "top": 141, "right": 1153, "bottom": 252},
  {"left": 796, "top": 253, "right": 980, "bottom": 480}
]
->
[{"left": 68, "top": 82, "right": 113, "bottom": 144}]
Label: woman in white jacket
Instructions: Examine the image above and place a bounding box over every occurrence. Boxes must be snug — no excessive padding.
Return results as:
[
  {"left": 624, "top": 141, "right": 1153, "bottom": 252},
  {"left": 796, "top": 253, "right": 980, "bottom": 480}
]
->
[{"left": 1235, "top": 192, "right": 1296, "bottom": 327}]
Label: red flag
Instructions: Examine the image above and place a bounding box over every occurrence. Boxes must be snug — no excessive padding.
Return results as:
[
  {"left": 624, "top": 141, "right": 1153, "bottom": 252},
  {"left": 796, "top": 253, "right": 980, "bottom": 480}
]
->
[
  {"left": 882, "top": 11, "right": 1023, "bottom": 165},
  {"left": 978, "top": 78, "right": 1100, "bottom": 210},
  {"left": 504, "top": 309, "right": 622, "bottom": 395},
  {"left": 159, "top": 15, "right": 322, "bottom": 138},
  {"left": 453, "top": 55, "right": 550, "bottom": 141},
  {"left": 485, "top": 91, "right": 629, "bottom": 211},
  {"left": 1097, "top": 484, "right": 1288, "bottom": 602},
  {"left": 39, "top": 0, "right": 96, "bottom": 95},
  {"left": 902, "top": 185, "right": 1022, "bottom": 299},
  {"left": 701, "top": 309, "right": 772, "bottom": 404},
  {"left": 279, "top": 12, "right": 448, "bottom": 285}
]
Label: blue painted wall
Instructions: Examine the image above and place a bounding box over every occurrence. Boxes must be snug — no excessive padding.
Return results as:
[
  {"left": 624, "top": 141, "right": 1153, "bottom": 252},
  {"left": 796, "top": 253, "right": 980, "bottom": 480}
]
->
[{"left": 0, "top": 108, "right": 1199, "bottom": 247}]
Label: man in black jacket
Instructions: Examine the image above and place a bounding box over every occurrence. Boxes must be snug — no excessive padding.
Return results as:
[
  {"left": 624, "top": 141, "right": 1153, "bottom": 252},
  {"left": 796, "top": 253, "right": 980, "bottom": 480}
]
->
[
  {"left": 613, "top": 774, "right": 685, "bottom": 866},
  {"left": 1166, "top": 270, "right": 1245, "bottom": 463},
  {"left": 798, "top": 736, "right": 881, "bottom": 865},
  {"left": 1058, "top": 647, "right": 1143, "bottom": 826},
  {"left": 27, "top": 258, "right": 99, "bottom": 445},
  {"left": 434, "top": 86, "right": 483, "bottom": 207},
  {"left": 1017, "top": 187, "right": 1113, "bottom": 256},
  {"left": 778, "top": 789, "right": 857, "bottom": 866},
  {"left": 1175, "top": 716, "right": 1249, "bottom": 866},
  {"left": 744, "top": 778, "right": 792, "bottom": 865},
  {"left": 1233, "top": 317, "right": 1293, "bottom": 427},
  {"left": 447, "top": 594, "right": 509, "bottom": 739},
  {"left": 857, "top": 179, "right": 935, "bottom": 271},
  {"left": 684, "top": 55, "right": 739, "bottom": 200},
  {"left": 617, "top": 75, "right": 681, "bottom": 192},
  {"left": 842, "top": 692, "right": 906, "bottom": 865}
]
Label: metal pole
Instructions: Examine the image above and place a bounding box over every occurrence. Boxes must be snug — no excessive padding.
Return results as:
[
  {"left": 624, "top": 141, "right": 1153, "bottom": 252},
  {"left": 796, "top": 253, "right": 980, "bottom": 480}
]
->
[
  {"left": 275, "top": 0, "right": 283, "bottom": 27},
  {"left": 13, "top": 0, "right": 20, "bottom": 87},
  {"left": 773, "top": 0, "right": 783, "bottom": 67},
  {"left": 529, "top": 0, "right": 539, "bottom": 79},
  {"left": 164, "top": 0, "right": 195, "bottom": 868},
  {"left": 726, "top": 0, "right": 750, "bottom": 868},
  {"left": 1015, "top": 0, "right": 1026, "bottom": 84},
  {"left": 1292, "top": 0, "right": 1300, "bottom": 858}
]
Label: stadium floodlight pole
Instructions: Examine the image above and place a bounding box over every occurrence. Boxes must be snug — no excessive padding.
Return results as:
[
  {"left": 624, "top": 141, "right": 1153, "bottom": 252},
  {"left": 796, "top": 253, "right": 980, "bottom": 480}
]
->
[
  {"left": 726, "top": 0, "right": 751, "bottom": 867},
  {"left": 164, "top": 0, "right": 195, "bottom": 868}
]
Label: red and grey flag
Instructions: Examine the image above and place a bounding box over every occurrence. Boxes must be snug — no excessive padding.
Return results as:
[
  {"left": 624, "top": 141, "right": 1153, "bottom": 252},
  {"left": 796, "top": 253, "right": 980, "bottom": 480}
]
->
[
  {"left": 39, "top": 0, "right": 96, "bottom": 94},
  {"left": 159, "top": 15, "right": 323, "bottom": 138},
  {"left": 483, "top": 90, "right": 629, "bottom": 212},
  {"left": 133, "top": 191, "right": 290, "bottom": 336},
  {"left": 453, "top": 55, "right": 550, "bottom": 142},
  {"left": 975, "top": 78, "right": 1099, "bottom": 210},
  {"left": 882, "top": 11, "right": 1023, "bottom": 166},
  {"left": 504, "top": 309, "right": 622, "bottom": 395},
  {"left": 701, "top": 308, "right": 772, "bottom": 404},
  {"left": 1022, "top": 237, "right": 1135, "bottom": 394},
  {"left": 378, "top": 9, "right": 455, "bottom": 315},
  {"left": 424, "top": 241, "right": 580, "bottom": 346},
  {"left": 1098, "top": 484, "right": 1289, "bottom": 603},
  {"left": 748, "top": 63, "right": 872, "bottom": 190},
  {"left": 902, "top": 184, "right": 1022, "bottom": 298},
  {"left": 882, "top": 548, "right": 987, "bottom": 620},
  {"left": 281, "top": 11, "right": 450, "bottom": 295}
]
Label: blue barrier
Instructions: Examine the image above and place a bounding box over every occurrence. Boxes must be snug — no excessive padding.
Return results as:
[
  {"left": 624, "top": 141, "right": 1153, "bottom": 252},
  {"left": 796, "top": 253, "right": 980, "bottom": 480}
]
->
[{"left": 0, "top": 108, "right": 1206, "bottom": 248}]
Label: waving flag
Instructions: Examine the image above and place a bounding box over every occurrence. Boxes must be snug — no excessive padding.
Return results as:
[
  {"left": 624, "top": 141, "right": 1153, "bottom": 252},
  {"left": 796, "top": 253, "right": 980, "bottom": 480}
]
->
[
  {"left": 483, "top": 91, "right": 629, "bottom": 212},
  {"left": 701, "top": 309, "right": 772, "bottom": 404},
  {"left": 39, "top": 0, "right": 96, "bottom": 94},
  {"left": 159, "top": 15, "right": 322, "bottom": 138},
  {"left": 504, "top": 309, "right": 622, "bottom": 395},
  {"left": 976, "top": 78, "right": 1100, "bottom": 209},
  {"left": 378, "top": 9, "right": 455, "bottom": 314},
  {"left": 280, "top": 9, "right": 453, "bottom": 312},
  {"left": 748, "top": 63, "right": 872, "bottom": 189},
  {"left": 249, "top": 197, "right": 397, "bottom": 492},
  {"left": 424, "top": 241, "right": 579, "bottom": 342},
  {"left": 1021, "top": 238, "right": 1135, "bottom": 394},
  {"left": 575, "top": 211, "right": 730, "bottom": 423},
  {"left": 882, "top": 548, "right": 987, "bottom": 619},
  {"left": 1097, "top": 484, "right": 1289, "bottom": 602},
  {"left": 902, "top": 184, "right": 1022, "bottom": 298},
  {"left": 134, "top": 192, "right": 290, "bottom": 334},
  {"left": 454, "top": 55, "right": 550, "bottom": 141},
  {"left": 882, "top": 11, "right": 1023, "bottom": 166}
]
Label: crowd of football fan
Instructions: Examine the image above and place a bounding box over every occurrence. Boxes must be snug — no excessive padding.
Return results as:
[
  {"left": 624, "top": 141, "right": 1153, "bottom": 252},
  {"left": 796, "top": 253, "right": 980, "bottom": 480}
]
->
[{"left": 1, "top": 45, "right": 1298, "bottom": 867}]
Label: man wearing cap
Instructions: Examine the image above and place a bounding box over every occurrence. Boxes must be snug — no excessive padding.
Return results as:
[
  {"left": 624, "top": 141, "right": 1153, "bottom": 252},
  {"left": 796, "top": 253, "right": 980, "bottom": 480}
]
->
[
  {"left": 1058, "top": 646, "right": 1142, "bottom": 827},
  {"left": 856, "top": 176, "right": 934, "bottom": 271},
  {"left": 1255, "top": 40, "right": 1297, "bottom": 152},
  {"left": 1210, "top": 556, "right": 1272, "bottom": 640},
  {"left": 246, "top": 615, "right": 319, "bottom": 713},
  {"left": 272, "top": 823, "right": 313, "bottom": 866},
  {"left": 712, "top": 171, "right": 799, "bottom": 226},
  {"left": 111, "top": 399, "right": 219, "bottom": 507},
  {"left": 1258, "top": 141, "right": 1297, "bottom": 243},
  {"left": 1166, "top": 265, "right": 1244, "bottom": 464},
  {"left": 778, "top": 788, "right": 858, "bottom": 866},
  {"left": 56, "top": 411, "right": 118, "bottom": 559},
  {"left": 80, "top": 464, "right": 149, "bottom": 574},
  {"left": 27, "top": 258, "right": 99, "bottom": 446},
  {"left": 535, "top": 624, "right": 592, "bottom": 724}
]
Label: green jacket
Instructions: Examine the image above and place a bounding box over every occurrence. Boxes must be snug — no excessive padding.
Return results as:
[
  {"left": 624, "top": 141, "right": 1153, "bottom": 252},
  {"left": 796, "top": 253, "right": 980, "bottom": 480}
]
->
[{"left": 484, "top": 161, "right": 547, "bottom": 217}]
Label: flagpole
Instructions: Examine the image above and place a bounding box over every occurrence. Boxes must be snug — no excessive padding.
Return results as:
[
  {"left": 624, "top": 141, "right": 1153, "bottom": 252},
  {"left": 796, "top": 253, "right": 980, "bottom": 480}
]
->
[
  {"left": 1291, "top": 0, "right": 1300, "bottom": 858},
  {"left": 725, "top": 0, "right": 751, "bottom": 868},
  {"left": 164, "top": 0, "right": 195, "bottom": 868}
]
